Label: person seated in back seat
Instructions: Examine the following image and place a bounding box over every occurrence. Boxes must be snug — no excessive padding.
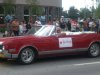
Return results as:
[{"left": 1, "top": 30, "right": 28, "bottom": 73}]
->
[
  {"left": 56, "top": 27, "right": 61, "bottom": 34},
  {"left": 56, "top": 27, "right": 66, "bottom": 36}
]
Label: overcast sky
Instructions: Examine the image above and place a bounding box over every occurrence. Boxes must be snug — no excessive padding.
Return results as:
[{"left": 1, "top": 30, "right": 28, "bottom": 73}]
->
[{"left": 62, "top": 0, "right": 93, "bottom": 10}]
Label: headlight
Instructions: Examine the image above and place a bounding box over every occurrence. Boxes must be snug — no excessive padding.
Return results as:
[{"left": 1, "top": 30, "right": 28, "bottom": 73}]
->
[
  {"left": 0, "top": 45, "right": 5, "bottom": 50},
  {"left": 0, "top": 42, "right": 5, "bottom": 50}
]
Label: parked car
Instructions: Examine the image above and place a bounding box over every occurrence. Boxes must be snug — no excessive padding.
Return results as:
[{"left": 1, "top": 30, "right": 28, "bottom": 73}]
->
[{"left": 0, "top": 25, "right": 100, "bottom": 64}]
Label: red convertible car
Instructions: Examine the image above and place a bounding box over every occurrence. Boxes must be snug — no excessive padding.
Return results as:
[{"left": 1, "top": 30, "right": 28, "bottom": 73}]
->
[{"left": 0, "top": 25, "right": 100, "bottom": 64}]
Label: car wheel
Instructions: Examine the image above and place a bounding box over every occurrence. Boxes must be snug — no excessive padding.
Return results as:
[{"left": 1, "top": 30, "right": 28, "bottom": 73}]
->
[
  {"left": 88, "top": 43, "right": 100, "bottom": 57},
  {"left": 19, "top": 48, "right": 35, "bottom": 64}
]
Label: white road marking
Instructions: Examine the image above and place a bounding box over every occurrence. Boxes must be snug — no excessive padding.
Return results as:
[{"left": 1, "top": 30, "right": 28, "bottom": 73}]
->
[
  {"left": 72, "top": 61, "right": 100, "bottom": 66},
  {"left": 53, "top": 62, "right": 100, "bottom": 70}
]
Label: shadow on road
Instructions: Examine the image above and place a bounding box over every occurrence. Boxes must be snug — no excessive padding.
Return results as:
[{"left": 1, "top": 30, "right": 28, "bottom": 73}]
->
[{"left": 0, "top": 54, "right": 89, "bottom": 66}]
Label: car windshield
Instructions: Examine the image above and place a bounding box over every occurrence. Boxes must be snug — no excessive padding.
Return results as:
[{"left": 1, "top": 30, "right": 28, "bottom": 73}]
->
[
  {"left": 34, "top": 25, "right": 55, "bottom": 36},
  {"left": 26, "top": 26, "right": 42, "bottom": 35}
]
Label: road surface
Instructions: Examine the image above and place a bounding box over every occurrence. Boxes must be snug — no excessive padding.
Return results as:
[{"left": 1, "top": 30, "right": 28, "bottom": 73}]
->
[{"left": 0, "top": 55, "right": 100, "bottom": 75}]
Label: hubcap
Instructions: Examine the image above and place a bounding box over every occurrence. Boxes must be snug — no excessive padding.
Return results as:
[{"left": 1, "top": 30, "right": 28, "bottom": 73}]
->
[
  {"left": 21, "top": 48, "right": 34, "bottom": 63},
  {"left": 90, "top": 44, "right": 100, "bottom": 57}
]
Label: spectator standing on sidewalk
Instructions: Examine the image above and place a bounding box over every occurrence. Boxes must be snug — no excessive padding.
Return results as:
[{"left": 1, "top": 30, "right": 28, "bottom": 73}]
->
[
  {"left": 83, "top": 19, "right": 89, "bottom": 31},
  {"left": 40, "top": 15, "right": 46, "bottom": 25},
  {"left": 5, "top": 14, "right": 13, "bottom": 36},
  {"left": 11, "top": 18, "right": 19, "bottom": 36},
  {"left": 53, "top": 18, "right": 59, "bottom": 26},
  {"left": 67, "top": 20, "right": 71, "bottom": 31},
  {"left": 59, "top": 16, "right": 66, "bottom": 31},
  {"left": 35, "top": 18, "right": 42, "bottom": 26},
  {"left": 23, "top": 21, "right": 27, "bottom": 34},
  {"left": 26, "top": 22, "right": 32, "bottom": 32},
  {"left": 71, "top": 19, "right": 78, "bottom": 32},
  {"left": 19, "top": 21, "right": 24, "bottom": 35}
]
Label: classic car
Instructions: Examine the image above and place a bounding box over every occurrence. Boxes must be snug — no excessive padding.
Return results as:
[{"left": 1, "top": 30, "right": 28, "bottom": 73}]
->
[{"left": 0, "top": 25, "right": 100, "bottom": 64}]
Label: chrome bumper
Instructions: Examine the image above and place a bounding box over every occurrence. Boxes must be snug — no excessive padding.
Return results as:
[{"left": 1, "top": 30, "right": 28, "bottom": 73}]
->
[{"left": 0, "top": 49, "right": 18, "bottom": 59}]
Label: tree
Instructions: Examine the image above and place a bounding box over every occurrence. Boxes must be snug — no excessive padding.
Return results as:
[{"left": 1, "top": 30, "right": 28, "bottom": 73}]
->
[
  {"left": 68, "top": 6, "right": 79, "bottom": 19},
  {"left": 62, "top": 10, "right": 68, "bottom": 18},
  {"left": 3, "top": 0, "right": 15, "bottom": 15},
  {"left": 26, "top": 0, "right": 44, "bottom": 16},
  {"left": 79, "top": 8, "right": 92, "bottom": 19},
  {"left": 95, "top": 4, "right": 100, "bottom": 18}
]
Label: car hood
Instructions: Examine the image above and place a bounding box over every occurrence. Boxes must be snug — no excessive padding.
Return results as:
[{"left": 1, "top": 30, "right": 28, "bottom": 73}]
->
[{"left": 0, "top": 35, "right": 37, "bottom": 44}]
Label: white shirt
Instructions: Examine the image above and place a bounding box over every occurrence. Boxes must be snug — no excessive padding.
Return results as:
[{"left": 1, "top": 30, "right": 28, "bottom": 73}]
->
[
  {"left": 35, "top": 21, "right": 42, "bottom": 26},
  {"left": 19, "top": 25, "right": 24, "bottom": 34}
]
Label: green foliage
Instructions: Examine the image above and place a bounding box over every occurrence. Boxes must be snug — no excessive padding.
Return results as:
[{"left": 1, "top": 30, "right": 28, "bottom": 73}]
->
[
  {"left": 95, "top": 4, "right": 100, "bottom": 18},
  {"left": 68, "top": 6, "right": 79, "bottom": 19},
  {"left": 62, "top": 11, "right": 68, "bottom": 18},
  {"left": 0, "top": 27, "right": 6, "bottom": 33},
  {"left": 31, "top": 6, "right": 44, "bottom": 15},
  {"left": 26, "top": 0, "right": 38, "bottom": 5},
  {"left": 0, "top": 6, "right": 4, "bottom": 14},
  {"left": 4, "top": 5, "right": 15, "bottom": 15},
  {"left": 3, "top": 0, "right": 15, "bottom": 15},
  {"left": 24, "top": 16, "right": 29, "bottom": 23},
  {"left": 27, "top": 0, "right": 43, "bottom": 16},
  {"left": 79, "top": 8, "right": 92, "bottom": 19}
]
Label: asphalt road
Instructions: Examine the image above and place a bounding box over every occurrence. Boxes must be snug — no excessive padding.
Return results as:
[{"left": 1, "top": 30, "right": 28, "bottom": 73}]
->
[{"left": 0, "top": 55, "right": 100, "bottom": 75}]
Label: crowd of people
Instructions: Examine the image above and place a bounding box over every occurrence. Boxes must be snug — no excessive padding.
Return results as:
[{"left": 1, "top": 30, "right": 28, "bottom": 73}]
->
[
  {"left": 47, "top": 16, "right": 100, "bottom": 33},
  {"left": 3, "top": 14, "right": 100, "bottom": 37},
  {"left": 4, "top": 16, "right": 43, "bottom": 37},
  {"left": 55, "top": 16, "right": 100, "bottom": 33}
]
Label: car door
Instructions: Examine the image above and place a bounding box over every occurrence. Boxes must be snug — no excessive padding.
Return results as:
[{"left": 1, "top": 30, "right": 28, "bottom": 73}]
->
[
  {"left": 47, "top": 33, "right": 74, "bottom": 54},
  {"left": 43, "top": 33, "right": 68, "bottom": 50},
  {"left": 51, "top": 33, "right": 93, "bottom": 53}
]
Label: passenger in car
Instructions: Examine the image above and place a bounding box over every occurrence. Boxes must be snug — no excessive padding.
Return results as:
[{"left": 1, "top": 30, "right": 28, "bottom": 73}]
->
[
  {"left": 56, "top": 27, "right": 61, "bottom": 34},
  {"left": 56, "top": 27, "right": 66, "bottom": 36}
]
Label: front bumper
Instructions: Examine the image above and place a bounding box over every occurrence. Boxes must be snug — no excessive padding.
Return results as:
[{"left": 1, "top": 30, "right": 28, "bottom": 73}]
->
[{"left": 0, "top": 49, "right": 18, "bottom": 59}]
